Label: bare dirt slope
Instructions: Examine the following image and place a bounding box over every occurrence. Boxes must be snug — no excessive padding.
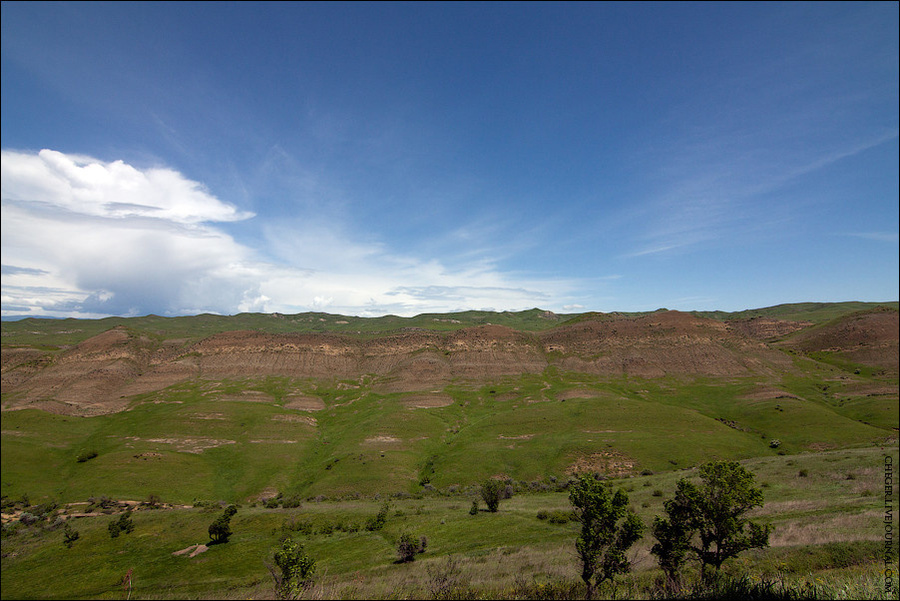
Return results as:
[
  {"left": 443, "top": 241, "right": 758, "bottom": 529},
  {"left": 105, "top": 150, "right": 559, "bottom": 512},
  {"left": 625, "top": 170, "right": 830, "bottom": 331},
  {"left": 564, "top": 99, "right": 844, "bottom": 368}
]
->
[
  {"left": 2, "top": 309, "right": 896, "bottom": 416},
  {"left": 777, "top": 307, "right": 899, "bottom": 374}
]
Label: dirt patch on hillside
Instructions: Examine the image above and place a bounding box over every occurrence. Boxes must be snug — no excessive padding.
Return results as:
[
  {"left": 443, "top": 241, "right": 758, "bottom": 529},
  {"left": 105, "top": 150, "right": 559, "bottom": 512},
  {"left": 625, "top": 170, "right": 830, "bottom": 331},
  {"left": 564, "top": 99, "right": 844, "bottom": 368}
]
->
[
  {"left": 727, "top": 318, "right": 811, "bottom": 340},
  {"left": 555, "top": 389, "right": 609, "bottom": 401},
  {"left": 123, "top": 436, "right": 236, "bottom": 454},
  {"left": 272, "top": 414, "right": 317, "bottom": 427},
  {"left": 401, "top": 393, "right": 454, "bottom": 408},
  {"left": 364, "top": 435, "right": 402, "bottom": 444},
  {"left": 217, "top": 390, "right": 274, "bottom": 403},
  {"left": 837, "top": 384, "right": 898, "bottom": 397},
  {"left": 738, "top": 388, "right": 801, "bottom": 401},
  {"left": 173, "top": 544, "right": 209, "bottom": 558},
  {"left": 781, "top": 309, "right": 898, "bottom": 373},
  {"left": 566, "top": 450, "right": 636, "bottom": 478},
  {"left": 283, "top": 395, "right": 325, "bottom": 411},
  {"left": 191, "top": 412, "right": 226, "bottom": 420}
]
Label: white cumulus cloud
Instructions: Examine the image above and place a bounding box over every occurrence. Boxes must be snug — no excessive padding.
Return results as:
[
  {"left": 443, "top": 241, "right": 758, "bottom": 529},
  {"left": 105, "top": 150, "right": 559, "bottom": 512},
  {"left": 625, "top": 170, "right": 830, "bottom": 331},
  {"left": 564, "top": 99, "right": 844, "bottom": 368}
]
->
[{"left": 2, "top": 149, "right": 581, "bottom": 319}]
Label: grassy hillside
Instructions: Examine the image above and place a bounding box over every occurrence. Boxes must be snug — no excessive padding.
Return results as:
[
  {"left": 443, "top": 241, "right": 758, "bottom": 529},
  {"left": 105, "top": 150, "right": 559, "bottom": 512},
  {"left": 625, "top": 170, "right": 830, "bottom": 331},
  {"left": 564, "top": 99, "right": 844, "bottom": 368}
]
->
[
  {"left": 2, "top": 446, "right": 896, "bottom": 600},
  {"left": 2, "top": 364, "right": 895, "bottom": 505},
  {"left": 2, "top": 302, "right": 897, "bottom": 599}
]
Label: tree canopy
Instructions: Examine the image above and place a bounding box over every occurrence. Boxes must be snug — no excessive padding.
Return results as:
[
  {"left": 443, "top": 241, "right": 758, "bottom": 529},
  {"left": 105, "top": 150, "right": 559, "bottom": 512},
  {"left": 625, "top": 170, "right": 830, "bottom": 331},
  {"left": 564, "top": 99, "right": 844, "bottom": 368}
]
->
[{"left": 569, "top": 474, "right": 643, "bottom": 600}]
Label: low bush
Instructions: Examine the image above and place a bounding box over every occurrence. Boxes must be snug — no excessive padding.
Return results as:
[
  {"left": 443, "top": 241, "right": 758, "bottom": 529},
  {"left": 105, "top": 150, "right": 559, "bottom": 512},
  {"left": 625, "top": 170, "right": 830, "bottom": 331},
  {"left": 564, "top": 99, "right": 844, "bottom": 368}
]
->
[
  {"left": 536, "top": 509, "right": 576, "bottom": 524},
  {"left": 75, "top": 450, "right": 98, "bottom": 463},
  {"left": 396, "top": 532, "right": 427, "bottom": 563}
]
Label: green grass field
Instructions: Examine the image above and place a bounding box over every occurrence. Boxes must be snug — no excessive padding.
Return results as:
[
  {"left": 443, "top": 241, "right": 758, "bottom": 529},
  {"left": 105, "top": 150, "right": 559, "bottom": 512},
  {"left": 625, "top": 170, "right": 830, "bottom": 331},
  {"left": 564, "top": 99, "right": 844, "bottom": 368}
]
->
[
  {"left": 3, "top": 366, "right": 893, "bottom": 505},
  {"left": 1, "top": 446, "right": 896, "bottom": 600}
]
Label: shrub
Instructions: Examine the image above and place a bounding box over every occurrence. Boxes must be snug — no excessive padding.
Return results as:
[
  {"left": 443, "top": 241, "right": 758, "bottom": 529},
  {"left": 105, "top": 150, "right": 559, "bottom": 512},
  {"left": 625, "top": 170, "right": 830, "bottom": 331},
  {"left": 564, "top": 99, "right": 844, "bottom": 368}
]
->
[
  {"left": 18, "top": 512, "right": 39, "bottom": 526},
  {"left": 318, "top": 522, "right": 334, "bottom": 536},
  {"left": 365, "top": 500, "right": 390, "bottom": 531},
  {"left": 469, "top": 500, "right": 479, "bottom": 515},
  {"left": 396, "top": 532, "right": 427, "bottom": 563},
  {"left": 480, "top": 478, "right": 506, "bottom": 512},
  {"left": 63, "top": 523, "right": 80, "bottom": 548},
  {"left": 270, "top": 537, "right": 316, "bottom": 600},
  {"left": 548, "top": 510, "right": 576, "bottom": 524},
  {"left": 281, "top": 495, "right": 303, "bottom": 509},
  {"left": 76, "top": 450, "right": 98, "bottom": 463},
  {"left": 108, "top": 511, "right": 135, "bottom": 538},
  {"left": 282, "top": 517, "right": 315, "bottom": 535}
]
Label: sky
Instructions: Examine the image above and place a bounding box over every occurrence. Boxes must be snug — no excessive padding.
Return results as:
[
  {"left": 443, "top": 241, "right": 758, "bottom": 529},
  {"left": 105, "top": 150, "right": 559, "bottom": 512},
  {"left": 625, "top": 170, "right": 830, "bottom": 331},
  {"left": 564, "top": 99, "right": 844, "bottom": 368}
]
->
[{"left": 1, "top": 1, "right": 898, "bottom": 320}]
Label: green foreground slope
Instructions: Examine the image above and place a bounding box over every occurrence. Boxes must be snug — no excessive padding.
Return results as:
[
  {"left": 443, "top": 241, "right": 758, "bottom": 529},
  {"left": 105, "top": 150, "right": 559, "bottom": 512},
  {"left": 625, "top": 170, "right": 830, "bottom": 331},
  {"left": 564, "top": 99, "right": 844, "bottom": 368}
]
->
[{"left": 1, "top": 446, "right": 896, "bottom": 600}]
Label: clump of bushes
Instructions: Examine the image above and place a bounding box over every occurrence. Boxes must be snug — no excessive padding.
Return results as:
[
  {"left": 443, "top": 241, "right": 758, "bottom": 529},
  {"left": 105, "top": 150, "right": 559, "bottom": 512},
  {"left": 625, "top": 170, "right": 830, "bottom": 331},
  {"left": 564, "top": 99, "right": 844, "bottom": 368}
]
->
[
  {"left": 86, "top": 496, "right": 119, "bottom": 513},
  {"left": 365, "top": 500, "right": 391, "bottom": 531},
  {"left": 480, "top": 478, "right": 512, "bottom": 512},
  {"left": 536, "top": 509, "right": 577, "bottom": 524},
  {"left": 108, "top": 511, "right": 135, "bottom": 538},
  {"left": 396, "top": 533, "right": 427, "bottom": 563}
]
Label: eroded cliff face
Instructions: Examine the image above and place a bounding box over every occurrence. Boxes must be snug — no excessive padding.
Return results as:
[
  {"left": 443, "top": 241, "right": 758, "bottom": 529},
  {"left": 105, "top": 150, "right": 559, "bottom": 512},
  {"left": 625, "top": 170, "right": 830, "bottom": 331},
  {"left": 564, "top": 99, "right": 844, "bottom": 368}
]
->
[{"left": 2, "top": 310, "right": 895, "bottom": 416}]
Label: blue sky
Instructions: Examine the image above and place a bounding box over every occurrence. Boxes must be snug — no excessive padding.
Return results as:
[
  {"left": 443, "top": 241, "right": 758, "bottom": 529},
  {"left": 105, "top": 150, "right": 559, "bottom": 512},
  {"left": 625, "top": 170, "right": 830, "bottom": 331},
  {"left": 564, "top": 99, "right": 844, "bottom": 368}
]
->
[{"left": 2, "top": 1, "right": 897, "bottom": 319}]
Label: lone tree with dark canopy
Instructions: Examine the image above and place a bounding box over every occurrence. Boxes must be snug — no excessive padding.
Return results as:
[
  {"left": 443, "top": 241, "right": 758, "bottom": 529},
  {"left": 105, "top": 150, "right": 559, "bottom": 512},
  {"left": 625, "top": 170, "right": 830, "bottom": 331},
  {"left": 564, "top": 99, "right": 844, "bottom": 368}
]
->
[
  {"left": 569, "top": 473, "right": 643, "bottom": 600},
  {"left": 208, "top": 504, "right": 237, "bottom": 544},
  {"left": 659, "top": 460, "right": 772, "bottom": 580}
]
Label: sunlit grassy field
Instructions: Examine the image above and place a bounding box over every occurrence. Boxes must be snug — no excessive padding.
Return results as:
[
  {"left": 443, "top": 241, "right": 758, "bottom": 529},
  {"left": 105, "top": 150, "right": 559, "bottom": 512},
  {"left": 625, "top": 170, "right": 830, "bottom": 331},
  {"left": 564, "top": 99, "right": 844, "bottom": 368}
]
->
[{"left": 2, "top": 446, "right": 896, "bottom": 600}]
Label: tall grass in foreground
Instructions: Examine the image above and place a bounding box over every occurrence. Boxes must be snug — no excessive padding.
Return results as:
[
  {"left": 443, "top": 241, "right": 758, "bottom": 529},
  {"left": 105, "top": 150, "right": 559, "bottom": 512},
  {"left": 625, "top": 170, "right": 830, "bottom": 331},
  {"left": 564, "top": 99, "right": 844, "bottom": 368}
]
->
[{"left": 183, "top": 560, "right": 898, "bottom": 600}]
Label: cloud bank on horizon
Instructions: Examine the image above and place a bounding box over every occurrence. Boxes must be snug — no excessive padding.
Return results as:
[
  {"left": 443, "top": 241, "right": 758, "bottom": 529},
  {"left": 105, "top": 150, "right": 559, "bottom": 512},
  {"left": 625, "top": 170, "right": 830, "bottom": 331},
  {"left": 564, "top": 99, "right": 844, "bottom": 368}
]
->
[{"left": 1, "top": 2, "right": 898, "bottom": 319}]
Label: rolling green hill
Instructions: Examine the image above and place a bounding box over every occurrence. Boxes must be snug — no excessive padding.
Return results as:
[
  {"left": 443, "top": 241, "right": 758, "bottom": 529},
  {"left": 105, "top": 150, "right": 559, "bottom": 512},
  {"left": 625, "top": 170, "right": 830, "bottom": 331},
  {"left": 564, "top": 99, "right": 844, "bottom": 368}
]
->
[{"left": 2, "top": 303, "right": 896, "bottom": 504}]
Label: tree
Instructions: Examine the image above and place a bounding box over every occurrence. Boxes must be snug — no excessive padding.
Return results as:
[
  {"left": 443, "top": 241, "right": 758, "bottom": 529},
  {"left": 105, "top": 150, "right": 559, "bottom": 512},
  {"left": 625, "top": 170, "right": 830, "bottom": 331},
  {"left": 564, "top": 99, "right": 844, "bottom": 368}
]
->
[
  {"left": 270, "top": 537, "right": 316, "bottom": 600},
  {"left": 569, "top": 474, "right": 643, "bottom": 600},
  {"left": 208, "top": 505, "right": 237, "bottom": 544},
  {"left": 650, "top": 514, "right": 691, "bottom": 590},
  {"left": 663, "top": 461, "right": 772, "bottom": 579},
  {"left": 480, "top": 478, "right": 506, "bottom": 512}
]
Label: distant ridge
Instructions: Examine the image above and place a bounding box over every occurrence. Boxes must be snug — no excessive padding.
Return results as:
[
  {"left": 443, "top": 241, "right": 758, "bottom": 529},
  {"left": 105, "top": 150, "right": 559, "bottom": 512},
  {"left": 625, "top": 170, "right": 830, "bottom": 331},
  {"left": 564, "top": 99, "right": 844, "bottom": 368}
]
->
[{"left": 1, "top": 301, "right": 896, "bottom": 345}]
